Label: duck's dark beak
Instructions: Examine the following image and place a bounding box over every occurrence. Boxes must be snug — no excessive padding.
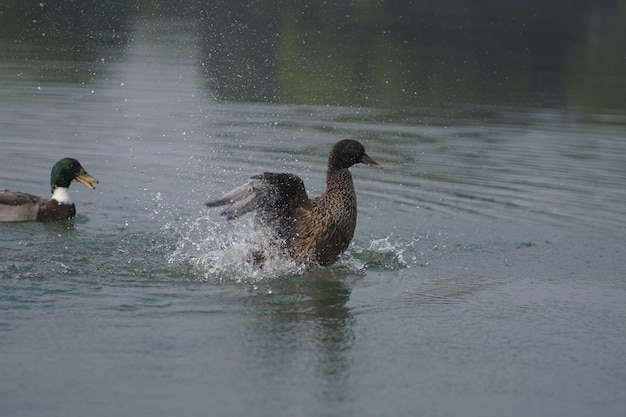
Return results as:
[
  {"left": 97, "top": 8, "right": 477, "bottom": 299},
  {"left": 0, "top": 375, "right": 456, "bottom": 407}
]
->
[
  {"left": 360, "top": 153, "right": 383, "bottom": 169},
  {"left": 74, "top": 168, "right": 99, "bottom": 189}
]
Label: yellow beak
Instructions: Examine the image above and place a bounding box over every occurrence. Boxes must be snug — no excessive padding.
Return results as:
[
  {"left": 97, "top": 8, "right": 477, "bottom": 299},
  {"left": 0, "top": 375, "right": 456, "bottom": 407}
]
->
[{"left": 74, "top": 168, "right": 99, "bottom": 189}]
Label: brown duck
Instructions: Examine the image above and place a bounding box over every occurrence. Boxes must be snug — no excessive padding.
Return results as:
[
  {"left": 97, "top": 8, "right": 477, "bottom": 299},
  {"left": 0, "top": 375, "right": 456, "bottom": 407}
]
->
[{"left": 205, "top": 139, "right": 382, "bottom": 266}]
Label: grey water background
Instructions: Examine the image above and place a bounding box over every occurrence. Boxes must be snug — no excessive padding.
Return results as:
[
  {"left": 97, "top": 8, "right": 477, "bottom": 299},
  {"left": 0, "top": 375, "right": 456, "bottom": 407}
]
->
[{"left": 1, "top": 1, "right": 626, "bottom": 416}]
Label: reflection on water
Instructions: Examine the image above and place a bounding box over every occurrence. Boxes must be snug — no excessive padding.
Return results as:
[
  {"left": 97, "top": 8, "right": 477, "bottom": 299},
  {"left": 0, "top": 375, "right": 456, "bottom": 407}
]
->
[
  {"left": 0, "top": 1, "right": 131, "bottom": 84},
  {"left": 1, "top": 1, "right": 625, "bottom": 110},
  {"left": 246, "top": 272, "right": 354, "bottom": 409},
  {"left": 199, "top": 0, "right": 626, "bottom": 109}
]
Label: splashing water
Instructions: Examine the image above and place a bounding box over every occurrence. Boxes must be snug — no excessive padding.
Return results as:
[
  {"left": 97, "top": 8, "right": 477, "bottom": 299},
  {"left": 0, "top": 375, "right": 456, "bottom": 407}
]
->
[
  {"left": 167, "top": 216, "right": 414, "bottom": 282},
  {"left": 167, "top": 215, "right": 306, "bottom": 282},
  {"left": 348, "top": 235, "right": 414, "bottom": 270}
]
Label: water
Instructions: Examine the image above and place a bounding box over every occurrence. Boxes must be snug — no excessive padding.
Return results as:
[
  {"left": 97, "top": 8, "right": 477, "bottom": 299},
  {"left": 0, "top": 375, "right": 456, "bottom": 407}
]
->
[{"left": 2, "top": 4, "right": 626, "bottom": 417}]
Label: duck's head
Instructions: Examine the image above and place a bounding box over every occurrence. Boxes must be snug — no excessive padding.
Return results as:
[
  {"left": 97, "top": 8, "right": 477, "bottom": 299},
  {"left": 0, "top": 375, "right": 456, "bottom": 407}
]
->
[
  {"left": 328, "top": 139, "right": 383, "bottom": 171},
  {"left": 50, "top": 158, "right": 99, "bottom": 193}
]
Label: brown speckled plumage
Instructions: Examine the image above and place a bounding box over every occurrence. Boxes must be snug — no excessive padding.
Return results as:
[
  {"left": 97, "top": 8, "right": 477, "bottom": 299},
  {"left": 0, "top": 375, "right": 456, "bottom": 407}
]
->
[{"left": 206, "top": 139, "right": 382, "bottom": 267}]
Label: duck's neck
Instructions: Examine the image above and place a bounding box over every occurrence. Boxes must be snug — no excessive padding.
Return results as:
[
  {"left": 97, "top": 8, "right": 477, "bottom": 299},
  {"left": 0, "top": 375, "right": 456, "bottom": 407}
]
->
[
  {"left": 51, "top": 187, "right": 72, "bottom": 204},
  {"left": 326, "top": 168, "right": 355, "bottom": 195}
]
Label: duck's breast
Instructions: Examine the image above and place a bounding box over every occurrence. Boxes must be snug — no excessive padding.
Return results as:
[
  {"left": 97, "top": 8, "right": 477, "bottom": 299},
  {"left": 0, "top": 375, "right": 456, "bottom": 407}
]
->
[{"left": 291, "top": 193, "right": 357, "bottom": 265}]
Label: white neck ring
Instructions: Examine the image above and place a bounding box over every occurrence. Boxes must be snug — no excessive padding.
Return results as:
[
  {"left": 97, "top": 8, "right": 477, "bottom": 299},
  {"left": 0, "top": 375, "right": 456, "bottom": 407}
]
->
[{"left": 51, "top": 187, "right": 72, "bottom": 204}]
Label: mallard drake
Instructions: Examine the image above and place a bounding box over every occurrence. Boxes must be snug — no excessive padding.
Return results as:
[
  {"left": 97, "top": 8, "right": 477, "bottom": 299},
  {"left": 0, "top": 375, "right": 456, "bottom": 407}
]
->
[
  {"left": 206, "top": 139, "right": 382, "bottom": 266},
  {"left": 0, "top": 158, "right": 98, "bottom": 222}
]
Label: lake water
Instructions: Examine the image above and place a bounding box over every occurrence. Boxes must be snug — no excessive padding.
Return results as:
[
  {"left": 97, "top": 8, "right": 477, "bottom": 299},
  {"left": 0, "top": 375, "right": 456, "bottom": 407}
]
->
[{"left": 1, "top": 3, "right": 626, "bottom": 417}]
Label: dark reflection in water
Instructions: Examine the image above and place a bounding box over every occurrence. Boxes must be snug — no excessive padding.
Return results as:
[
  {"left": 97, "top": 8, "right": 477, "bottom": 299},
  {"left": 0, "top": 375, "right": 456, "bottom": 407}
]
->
[
  {"left": 197, "top": 0, "right": 626, "bottom": 110},
  {"left": 0, "top": 1, "right": 131, "bottom": 85},
  {"left": 199, "top": 1, "right": 281, "bottom": 103},
  {"left": 247, "top": 272, "right": 354, "bottom": 406},
  {"left": 0, "top": 1, "right": 131, "bottom": 52},
  {"left": 1, "top": 0, "right": 624, "bottom": 110}
]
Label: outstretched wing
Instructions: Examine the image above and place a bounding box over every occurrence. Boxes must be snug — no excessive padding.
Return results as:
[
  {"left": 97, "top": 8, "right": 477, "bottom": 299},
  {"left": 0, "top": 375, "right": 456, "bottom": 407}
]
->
[
  {"left": 205, "top": 177, "right": 263, "bottom": 220},
  {"left": 206, "top": 173, "right": 312, "bottom": 239}
]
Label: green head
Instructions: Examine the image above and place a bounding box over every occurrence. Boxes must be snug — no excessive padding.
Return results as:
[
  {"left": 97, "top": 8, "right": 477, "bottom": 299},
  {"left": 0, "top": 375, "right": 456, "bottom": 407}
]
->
[{"left": 50, "top": 158, "right": 99, "bottom": 193}]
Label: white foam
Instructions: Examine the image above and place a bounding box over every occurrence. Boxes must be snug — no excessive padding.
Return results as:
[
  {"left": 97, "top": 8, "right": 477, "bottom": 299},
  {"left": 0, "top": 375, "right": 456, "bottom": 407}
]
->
[
  {"left": 168, "top": 216, "right": 303, "bottom": 282},
  {"left": 347, "top": 235, "right": 415, "bottom": 270},
  {"left": 167, "top": 220, "right": 414, "bottom": 281}
]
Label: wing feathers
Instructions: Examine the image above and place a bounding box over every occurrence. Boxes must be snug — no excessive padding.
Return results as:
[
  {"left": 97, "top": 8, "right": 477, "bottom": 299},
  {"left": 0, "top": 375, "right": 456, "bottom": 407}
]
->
[
  {"left": 205, "top": 177, "right": 266, "bottom": 220},
  {"left": 205, "top": 173, "right": 309, "bottom": 224}
]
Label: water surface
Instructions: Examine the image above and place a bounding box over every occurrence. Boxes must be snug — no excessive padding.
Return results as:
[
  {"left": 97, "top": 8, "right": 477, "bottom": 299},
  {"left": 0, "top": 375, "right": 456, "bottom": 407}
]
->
[{"left": 1, "top": 4, "right": 626, "bottom": 417}]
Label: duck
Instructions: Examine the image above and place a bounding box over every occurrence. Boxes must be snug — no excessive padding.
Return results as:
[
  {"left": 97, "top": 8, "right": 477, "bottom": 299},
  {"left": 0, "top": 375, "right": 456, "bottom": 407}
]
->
[
  {"left": 0, "top": 158, "right": 98, "bottom": 222},
  {"left": 205, "top": 139, "right": 382, "bottom": 267}
]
